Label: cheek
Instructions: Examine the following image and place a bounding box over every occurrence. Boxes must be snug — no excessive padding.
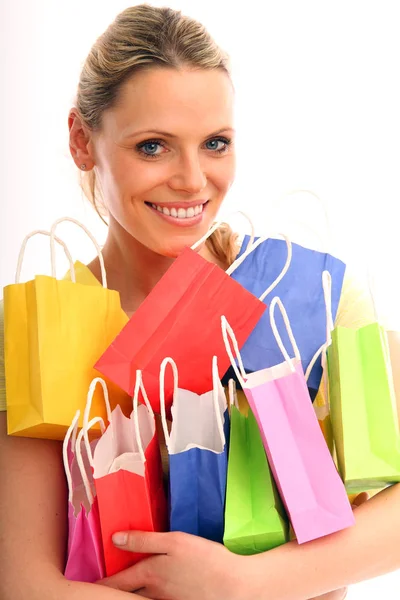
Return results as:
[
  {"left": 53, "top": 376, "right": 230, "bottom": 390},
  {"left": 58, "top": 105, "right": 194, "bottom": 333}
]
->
[
  {"left": 211, "top": 157, "right": 236, "bottom": 194},
  {"left": 116, "top": 160, "right": 169, "bottom": 197}
]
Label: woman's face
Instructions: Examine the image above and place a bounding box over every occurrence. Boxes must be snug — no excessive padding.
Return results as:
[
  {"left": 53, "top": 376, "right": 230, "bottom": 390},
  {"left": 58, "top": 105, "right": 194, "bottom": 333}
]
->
[{"left": 87, "top": 67, "right": 236, "bottom": 257}]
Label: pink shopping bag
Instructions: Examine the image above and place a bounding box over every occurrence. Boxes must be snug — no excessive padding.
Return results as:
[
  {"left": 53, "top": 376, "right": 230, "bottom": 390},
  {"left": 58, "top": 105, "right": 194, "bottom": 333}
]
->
[
  {"left": 221, "top": 297, "right": 355, "bottom": 544},
  {"left": 63, "top": 408, "right": 106, "bottom": 582}
]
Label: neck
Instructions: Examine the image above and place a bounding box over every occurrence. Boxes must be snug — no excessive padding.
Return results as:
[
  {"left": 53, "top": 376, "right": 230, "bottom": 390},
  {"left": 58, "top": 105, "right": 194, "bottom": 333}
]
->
[{"left": 87, "top": 218, "right": 223, "bottom": 317}]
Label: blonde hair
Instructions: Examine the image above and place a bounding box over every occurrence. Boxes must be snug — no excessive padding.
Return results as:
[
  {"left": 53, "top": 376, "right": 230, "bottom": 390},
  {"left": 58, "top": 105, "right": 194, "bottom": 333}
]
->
[{"left": 75, "top": 3, "right": 239, "bottom": 267}]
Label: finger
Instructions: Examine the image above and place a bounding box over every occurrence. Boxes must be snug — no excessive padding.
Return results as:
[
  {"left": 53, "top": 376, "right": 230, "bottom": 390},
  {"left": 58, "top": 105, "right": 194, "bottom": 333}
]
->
[
  {"left": 352, "top": 492, "right": 370, "bottom": 508},
  {"left": 134, "top": 589, "right": 155, "bottom": 599},
  {"left": 112, "top": 530, "right": 177, "bottom": 555},
  {"left": 97, "top": 556, "right": 162, "bottom": 593}
]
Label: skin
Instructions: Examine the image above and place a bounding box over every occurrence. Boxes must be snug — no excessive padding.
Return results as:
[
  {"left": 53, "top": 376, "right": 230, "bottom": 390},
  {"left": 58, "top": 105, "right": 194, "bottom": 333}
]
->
[
  {"left": 67, "top": 65, "right": 371, "bottom": 600},
  {"left": 69, "top": 67, "right": 236, "bottom": 316}
]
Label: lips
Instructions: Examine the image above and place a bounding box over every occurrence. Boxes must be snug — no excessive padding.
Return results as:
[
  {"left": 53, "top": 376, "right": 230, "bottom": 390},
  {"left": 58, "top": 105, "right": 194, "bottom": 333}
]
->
[{"left": 145, "top": 201, "right": 208, "bottom": 220}]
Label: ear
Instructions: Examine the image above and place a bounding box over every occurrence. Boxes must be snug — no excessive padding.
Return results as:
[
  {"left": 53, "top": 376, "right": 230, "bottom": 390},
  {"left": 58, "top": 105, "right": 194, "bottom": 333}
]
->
[{"left": 68, "top": 108, "right": 95, "bottom": 171}]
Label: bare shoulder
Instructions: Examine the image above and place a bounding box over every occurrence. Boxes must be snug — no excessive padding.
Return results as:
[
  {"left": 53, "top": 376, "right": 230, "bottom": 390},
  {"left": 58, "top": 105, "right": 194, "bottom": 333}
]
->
[{"left": 0, "top": 412, "right": 68, "bottom": 594}]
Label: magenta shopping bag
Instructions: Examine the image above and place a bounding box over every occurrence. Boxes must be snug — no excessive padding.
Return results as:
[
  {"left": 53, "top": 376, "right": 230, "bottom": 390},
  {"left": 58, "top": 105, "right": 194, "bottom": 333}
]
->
[
  {"left": 63, "top": 409, "right": 106, "bottom": 582},
  {"left": 221, "top": 297, "right": 355, "bottom": 544}
]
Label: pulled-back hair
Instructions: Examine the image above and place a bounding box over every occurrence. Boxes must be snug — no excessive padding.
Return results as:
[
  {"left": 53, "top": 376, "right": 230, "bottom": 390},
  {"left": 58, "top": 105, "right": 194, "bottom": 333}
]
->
[{"left": 74, "top": 4, "right": 239, "bottom": 267}]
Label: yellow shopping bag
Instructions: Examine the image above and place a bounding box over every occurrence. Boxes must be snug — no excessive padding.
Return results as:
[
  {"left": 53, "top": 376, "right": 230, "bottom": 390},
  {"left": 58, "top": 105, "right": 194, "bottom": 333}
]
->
[{"left": 4, "top": 218, "right": 130, "bottom": 440}]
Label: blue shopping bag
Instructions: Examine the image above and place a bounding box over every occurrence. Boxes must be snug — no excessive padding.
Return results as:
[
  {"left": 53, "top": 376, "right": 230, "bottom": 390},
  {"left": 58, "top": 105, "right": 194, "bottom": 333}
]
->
[
  {"left": 224, "top": 235, "right": 346, "bottom": 399},
  {"left": 160, "top": 356, "right": 229, "bottom": 542}
]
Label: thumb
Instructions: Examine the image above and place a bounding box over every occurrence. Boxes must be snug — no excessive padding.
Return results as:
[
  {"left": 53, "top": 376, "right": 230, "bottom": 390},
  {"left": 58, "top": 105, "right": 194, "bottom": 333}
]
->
[
  {"left": 351, "top": 492, "right": 370, "bottom": 508},
  {"left": 112, "top": 530, "right": 174, "bottom": 555}
]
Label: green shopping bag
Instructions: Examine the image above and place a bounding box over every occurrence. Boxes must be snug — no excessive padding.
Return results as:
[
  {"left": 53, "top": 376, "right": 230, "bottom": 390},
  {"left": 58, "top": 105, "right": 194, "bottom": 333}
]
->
[
  {"left": 327, "top": 321, "right": 400, "bottom": 493},
  {"left": 223, "top": 381, "right": 288, "bottom": 555}
]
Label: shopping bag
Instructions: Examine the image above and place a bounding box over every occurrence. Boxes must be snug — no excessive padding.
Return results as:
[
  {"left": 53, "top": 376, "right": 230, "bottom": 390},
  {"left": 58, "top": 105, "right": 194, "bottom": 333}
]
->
[
  {"left": 223, "top": 380, "right": 288, "bottom": 555},
  {"left": 327, "top": 276, "right": 400, "bottom": 492},
  {"left": 222, "top": 298, "right": 355, "bottom": 544},
  {"left": 4, "top": 218, "right": 130, "bottom": 440},
  {"left": 159, "top": 355, "right": 228, "bottom": 542},
  {"left": 305, "top": 271, "right": 335, "bottom": 454},
  {"left": 63, "top": 409, "right": 105, "bottom": 582},
  {"left": 86, "top": 376, "right": 167, "bottom": 577},
  {"left": 226, "top": 234, "right": 346, "bottom": 399},
  {"left": 95, "top": 225, "right": 268, "bottom": 417},
  {"left": 387, "top": 331, "right": 400, "bottom": 429}
]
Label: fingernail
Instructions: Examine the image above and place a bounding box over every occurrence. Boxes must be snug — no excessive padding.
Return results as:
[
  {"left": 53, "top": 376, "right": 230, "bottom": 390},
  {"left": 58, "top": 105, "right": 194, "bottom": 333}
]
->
[{"left": 112, "top": 532, "right": 128, "bottom": 546}]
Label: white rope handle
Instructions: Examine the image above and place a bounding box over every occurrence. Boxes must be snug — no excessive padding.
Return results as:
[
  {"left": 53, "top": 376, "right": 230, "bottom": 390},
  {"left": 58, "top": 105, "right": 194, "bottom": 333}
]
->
[
  {"left": 367, "top": 267, "right": 381, "bottom": 324},
  {"left": 276, "top": 189, "right": 333, "bottom": 250},
  {"left": 212, "top": 355, "right": 226, "bottom": 447},
  {"left": 63, "top": 410, "right": 81, "bottom": 504},
  {"left": 270, "top": 297, "right": 301, "bottom": 372},
  {"left": 76, "top": 416, "right": 106, "bottom": 505},
  {"left": 304, "top": 270, "right": 333, "bottom": 382},
  {"left": 83, "top": 377, "right": 112, "bottom": 431},
  {"left": 49, "top": 217, "right": 107, "bottom": 287},
  {"left": 15, "top": 229, "right": 76, "bottom": 284},
  {"left": 159, "top": 357, "right": 179, "bottom": 449},
  {"left": 132, "top": 370, "right": 154, "bottom": 463},
  {"left": 82, "top": 378, "right": 113, "bottom": 466},
  {"left": 228, "top": 378, "right": 239, "bottom": 409},
  {"left": 227, "top": 233, "right": 293, "bottom": 301},
  {"left": 191, "top": 210, "right": 255, "bottom": 252},
  {"left": 221, "top": 316, "right": 247, "bottom": 388}
]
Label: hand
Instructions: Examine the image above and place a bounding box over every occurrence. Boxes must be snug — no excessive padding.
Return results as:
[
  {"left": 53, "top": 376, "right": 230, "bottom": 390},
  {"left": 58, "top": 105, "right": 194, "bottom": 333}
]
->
[
  {"left": 97, "top": 531, "right": 251, "bottom": 600},
  {"left": 98, "top": 494, "right": 371, "bottom": 600}
]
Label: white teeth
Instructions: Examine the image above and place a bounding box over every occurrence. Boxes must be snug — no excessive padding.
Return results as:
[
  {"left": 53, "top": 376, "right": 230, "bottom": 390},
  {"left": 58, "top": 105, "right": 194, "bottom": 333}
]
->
[
  {"left": 151, "top": 203, "right": 206, "bottom": 218},
  {"left": 177, "top": 208, "right": 186, "bottom": 219}
]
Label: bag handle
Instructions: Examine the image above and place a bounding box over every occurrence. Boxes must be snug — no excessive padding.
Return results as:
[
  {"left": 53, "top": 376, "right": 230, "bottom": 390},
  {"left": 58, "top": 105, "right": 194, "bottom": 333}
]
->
[
  {"left": 226, "top": 233, "right": 293, "bottom": 301},
  {"left": 159, "top": 357, "right": 179, "bottom": 450},
  {"left": 367, "top": 267, "right": 382, "bottom": 324},
  {"left": 269, "top": 297, "right": 302, "bottom": 373},
  {"left": 221, "top": 315, "right": 248, "bottom": 389},
  {"left": 15, "top": 230, "right": 76, "bottom": 284},
  {"left": 159, "top": 356, "right": 226, "bottom": 449},
  {"left": 228, "top": 378, "right": 239, "bottom": 409},
  {"left": 132, "top": 370, "right": 154, "bottom": 463},
  {"left": 63, "top": 410, "right": 81, "bottom": 505},
  {"left": 49, "top": 217, "right": 107, "bottom": 288},
  {"left": 83, "top": 377, "right": 112, "bottom": 431},
  {"left": 76, "top": 416, "right": 106, "bottom": 505},
  {"left": 82, "top": 378, "right": 113, "bottom": 466},
  {"left": 191, "top": 210, "right": 255, "bottom": 252},
  {"left": 305, "top": 271, "right": 333, "bottom": 382},
  {"left": 212, "top": 355, "right": 227, "bottom": 448},
  {"left": 276, "top": 189, "right": 333, "bottom": 251}
]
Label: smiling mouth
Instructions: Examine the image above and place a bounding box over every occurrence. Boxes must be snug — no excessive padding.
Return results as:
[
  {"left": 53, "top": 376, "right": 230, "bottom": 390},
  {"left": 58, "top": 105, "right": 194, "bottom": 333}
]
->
[{"left": 145, "top": 201, "right": 209, "bottom": 220}]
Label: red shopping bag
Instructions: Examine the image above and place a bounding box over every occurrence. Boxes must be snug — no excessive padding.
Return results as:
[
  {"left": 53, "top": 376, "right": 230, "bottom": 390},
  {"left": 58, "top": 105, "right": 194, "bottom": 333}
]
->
[
  {"left": 95, "top": 242, "right": 266, "bottom": 417},
  {"left": 85, "top": 375, "right": 167, "bottom": 576}
]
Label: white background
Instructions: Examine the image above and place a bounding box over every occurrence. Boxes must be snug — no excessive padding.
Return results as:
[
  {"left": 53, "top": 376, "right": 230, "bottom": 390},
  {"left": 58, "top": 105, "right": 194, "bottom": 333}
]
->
[{"left": 1, "top": 1, "right": 400, "bottom": 597}]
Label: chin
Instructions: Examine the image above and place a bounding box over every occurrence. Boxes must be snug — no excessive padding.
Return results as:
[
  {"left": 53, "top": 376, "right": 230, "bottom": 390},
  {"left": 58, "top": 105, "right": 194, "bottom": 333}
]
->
[{"left": 155, "top": 241, "right": 192, "bottom": 259}]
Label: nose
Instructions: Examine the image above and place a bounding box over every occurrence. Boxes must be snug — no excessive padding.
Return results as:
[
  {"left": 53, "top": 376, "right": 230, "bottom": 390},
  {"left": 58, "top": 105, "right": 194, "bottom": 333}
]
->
[{"left": 168, "top": 151, "right": 207, "bottom": 194}]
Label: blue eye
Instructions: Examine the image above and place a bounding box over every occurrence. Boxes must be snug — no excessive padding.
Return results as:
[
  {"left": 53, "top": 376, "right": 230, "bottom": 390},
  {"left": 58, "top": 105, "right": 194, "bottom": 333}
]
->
[
  {"left": 137, "top": 141, "right": 164, "bottom": 157},
  {"left": 206, "top": 140, "right": 220, "bottom": 150},
  {"left": 205, "top": 138, "right": 232, "bottom": 154},
  {"left": 136, "top": 136, "right": 232, "bottom": 160}
]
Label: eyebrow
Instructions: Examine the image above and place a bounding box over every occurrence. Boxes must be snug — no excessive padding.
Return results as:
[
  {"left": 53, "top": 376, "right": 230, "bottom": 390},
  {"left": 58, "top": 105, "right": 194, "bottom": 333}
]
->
[{"left": 123, "top": 127, "right": 235, "bottom": 140}]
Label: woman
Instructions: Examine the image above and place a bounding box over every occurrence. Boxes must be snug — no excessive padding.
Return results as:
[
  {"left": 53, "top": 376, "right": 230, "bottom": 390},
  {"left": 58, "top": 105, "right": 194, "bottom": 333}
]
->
[{"left": 0, "top": 5, "right": 398, "bottom": 600}]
